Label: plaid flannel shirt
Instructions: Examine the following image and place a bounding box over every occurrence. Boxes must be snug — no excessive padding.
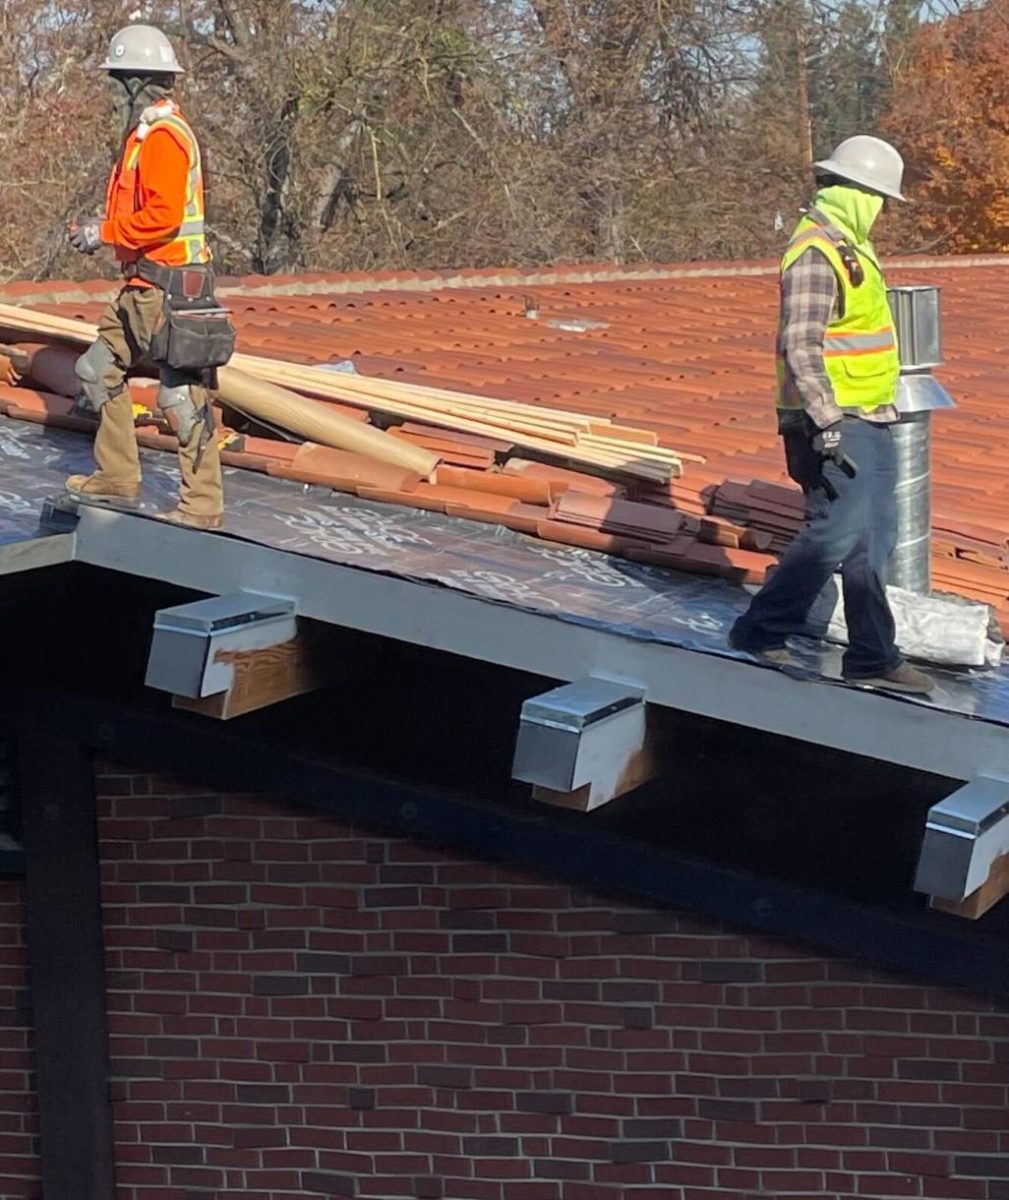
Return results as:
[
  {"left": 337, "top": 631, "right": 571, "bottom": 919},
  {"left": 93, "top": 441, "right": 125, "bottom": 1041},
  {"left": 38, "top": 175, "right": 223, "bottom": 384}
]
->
[{"left": 778, "top": 247, "right": 898, "bottom": 431}]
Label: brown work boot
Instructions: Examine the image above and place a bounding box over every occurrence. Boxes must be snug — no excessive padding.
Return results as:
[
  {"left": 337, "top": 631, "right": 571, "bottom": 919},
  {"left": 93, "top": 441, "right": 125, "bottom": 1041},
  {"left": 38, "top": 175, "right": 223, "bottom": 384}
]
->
[
  {"left": 154, "top": 508, "right": 223, "bottom": 530},
  {"left": 844, "top": 662, "right": 934, "bottom": 695},
  {"left": 756, "top": 647, "right": 794, "bottom": 666},
  {"left": 65, "top": 473, "right": 140, "bottom": 508},
  {"left": 728, "top": 628, "right": 794, "bottom": 666}
]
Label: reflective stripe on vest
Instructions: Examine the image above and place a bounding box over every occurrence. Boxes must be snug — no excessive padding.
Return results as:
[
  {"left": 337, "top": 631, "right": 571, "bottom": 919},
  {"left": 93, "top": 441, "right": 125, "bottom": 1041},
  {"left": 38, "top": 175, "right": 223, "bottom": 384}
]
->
[
  {"left": 147, "top": 112, "right": 209, "bottom": 265},
  {"left": 776, "top": 219, "right": 899, "bottom": 413},
  {"left": 823, "top": 328, "right": 897, "bottom": 356}
]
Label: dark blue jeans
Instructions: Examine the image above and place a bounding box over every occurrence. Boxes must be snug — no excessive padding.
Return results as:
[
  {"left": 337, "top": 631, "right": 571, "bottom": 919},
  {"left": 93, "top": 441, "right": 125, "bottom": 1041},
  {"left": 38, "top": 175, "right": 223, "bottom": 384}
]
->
[{"left": 730, "top": 418, "right": 900, "bottom": 678}]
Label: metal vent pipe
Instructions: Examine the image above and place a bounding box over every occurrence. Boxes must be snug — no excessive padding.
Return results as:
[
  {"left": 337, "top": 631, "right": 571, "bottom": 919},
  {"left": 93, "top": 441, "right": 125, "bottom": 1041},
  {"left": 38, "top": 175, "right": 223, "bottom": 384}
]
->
[{"left": 886, "top": 285, "right": 956, "bottom": 595}]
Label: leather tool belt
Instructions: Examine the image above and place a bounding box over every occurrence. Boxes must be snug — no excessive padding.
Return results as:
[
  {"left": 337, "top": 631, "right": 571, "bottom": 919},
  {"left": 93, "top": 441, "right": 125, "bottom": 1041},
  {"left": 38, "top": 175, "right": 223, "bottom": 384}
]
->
[{"left": 137, "top": 258, "right": 236, "bottom": 373}]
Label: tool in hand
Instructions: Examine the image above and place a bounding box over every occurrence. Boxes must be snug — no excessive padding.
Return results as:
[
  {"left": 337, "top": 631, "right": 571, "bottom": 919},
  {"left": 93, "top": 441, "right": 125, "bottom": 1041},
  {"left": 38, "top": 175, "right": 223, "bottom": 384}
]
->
[{"left": 836, "top": 452, "right": 857, "bottom": 479}]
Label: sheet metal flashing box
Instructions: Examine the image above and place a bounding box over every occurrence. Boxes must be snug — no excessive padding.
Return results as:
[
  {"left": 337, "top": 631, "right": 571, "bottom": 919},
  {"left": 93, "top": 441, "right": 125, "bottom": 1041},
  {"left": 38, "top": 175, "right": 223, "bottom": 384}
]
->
[
  {"left": 513, "top": 677, "right": 646, "bottom": 793},
  {"left": 887, "top": 284, "right": 942, "bottom": 370},
  {"left": 915, "top": 776, "right": 1009, "bottom": 900},
  {"left": 146, "top": 592, "right": 297, "bottom": 699}
]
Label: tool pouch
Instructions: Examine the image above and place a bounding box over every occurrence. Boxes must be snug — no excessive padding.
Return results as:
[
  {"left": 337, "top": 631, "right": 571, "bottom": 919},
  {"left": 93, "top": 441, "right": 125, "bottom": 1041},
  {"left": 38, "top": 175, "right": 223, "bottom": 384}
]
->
[{"left": 139, "top": 259, "right": 236, "bottom": 373}]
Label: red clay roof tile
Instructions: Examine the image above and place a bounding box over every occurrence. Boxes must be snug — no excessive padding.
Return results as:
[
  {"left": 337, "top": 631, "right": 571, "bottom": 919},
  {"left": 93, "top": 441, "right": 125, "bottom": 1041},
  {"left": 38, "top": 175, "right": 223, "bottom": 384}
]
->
[
  {"left": 434, "top": 465, "right": 553, "bottom": 504},
  {"left": 502, "top": 459, "right": 625, "bottom": 498},
  {"left": 267, "top": 445, "right": 423, "bottom": 494},
  {"left": 551, "top": 492, "right": 694, "bottom": 543},
  {"left": 8, "top": 256, "right": 1009, "bottom": 624}
]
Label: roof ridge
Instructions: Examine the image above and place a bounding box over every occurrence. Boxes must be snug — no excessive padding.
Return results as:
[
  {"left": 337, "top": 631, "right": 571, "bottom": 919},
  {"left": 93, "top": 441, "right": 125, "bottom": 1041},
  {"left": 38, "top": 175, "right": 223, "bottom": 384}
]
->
[{"left": 2, "top": 253, "right": 1007, "bottom": 306}]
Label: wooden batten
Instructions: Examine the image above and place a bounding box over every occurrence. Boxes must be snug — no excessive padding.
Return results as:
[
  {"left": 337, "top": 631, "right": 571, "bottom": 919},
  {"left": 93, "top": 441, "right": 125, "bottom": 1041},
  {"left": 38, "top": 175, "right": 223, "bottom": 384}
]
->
[{"left": 931, "top": 853, "right": 1009, "bottom": 920}]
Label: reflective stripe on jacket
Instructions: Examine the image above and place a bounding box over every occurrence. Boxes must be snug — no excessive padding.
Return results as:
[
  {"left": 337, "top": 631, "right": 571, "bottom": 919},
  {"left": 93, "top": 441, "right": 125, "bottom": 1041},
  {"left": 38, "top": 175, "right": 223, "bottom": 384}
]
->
[{"left": 776, "top": 217, "right": 899, "bottom": 413}]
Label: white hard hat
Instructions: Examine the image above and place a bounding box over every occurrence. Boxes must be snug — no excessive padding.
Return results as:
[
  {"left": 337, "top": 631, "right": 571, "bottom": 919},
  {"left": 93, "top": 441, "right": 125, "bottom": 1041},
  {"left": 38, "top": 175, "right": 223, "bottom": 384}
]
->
[
  {"left": 814, "top": 135, "right": 905, "bottom": 202},
  {"left": 101, "top": 24, "right": 185, "bottom": 74}
]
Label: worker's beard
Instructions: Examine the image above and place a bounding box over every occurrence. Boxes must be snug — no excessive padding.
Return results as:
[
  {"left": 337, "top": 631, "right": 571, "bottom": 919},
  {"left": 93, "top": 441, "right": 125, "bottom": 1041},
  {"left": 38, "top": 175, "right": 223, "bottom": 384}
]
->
[{"left": 109, "top": 74, "right": 174, "bottom": 137}]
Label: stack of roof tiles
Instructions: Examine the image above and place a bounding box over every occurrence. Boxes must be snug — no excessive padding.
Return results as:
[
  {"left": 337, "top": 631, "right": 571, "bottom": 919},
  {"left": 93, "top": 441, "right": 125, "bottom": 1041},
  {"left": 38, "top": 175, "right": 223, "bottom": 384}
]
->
[{"left": 1, "top": 256, "right": 1007, "bottom": 626}]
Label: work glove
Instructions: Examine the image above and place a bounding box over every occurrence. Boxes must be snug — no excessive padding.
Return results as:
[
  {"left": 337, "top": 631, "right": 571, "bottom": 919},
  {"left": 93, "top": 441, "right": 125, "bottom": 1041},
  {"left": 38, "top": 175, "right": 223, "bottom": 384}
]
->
[
  {"left": 812, "top": 420, "right": 857, "bottom": 480},
  {"left": 0, "top": 354, "right": 20, "bottom": 387},
  {"left": 68, "top": 220, "right": 102, "bottom": 255},
  {"left": 811, "top": 421, "right": 844, "bottom": 463}
]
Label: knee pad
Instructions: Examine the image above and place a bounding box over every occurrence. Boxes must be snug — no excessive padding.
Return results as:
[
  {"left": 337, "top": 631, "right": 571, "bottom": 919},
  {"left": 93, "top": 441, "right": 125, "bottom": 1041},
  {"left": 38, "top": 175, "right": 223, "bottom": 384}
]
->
[
  {"left": 74, "top": 341, "right": 119, "bottom": 411},
  {"left": 157, "top": 382, "right": 200, "bottom": 444}
]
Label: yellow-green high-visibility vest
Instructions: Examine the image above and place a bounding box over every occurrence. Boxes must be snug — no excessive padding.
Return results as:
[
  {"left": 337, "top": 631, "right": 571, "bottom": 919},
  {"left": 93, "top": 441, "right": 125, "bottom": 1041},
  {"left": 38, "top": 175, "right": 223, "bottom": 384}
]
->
[{"left": 776, "top": 215, "right": 899, "bottom": 413}]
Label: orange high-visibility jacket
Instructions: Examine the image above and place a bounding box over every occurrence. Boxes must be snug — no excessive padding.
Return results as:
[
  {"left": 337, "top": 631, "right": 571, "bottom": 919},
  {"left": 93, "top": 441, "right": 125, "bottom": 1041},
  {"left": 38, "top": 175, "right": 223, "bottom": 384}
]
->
[{"left": 101, "top": 104, "right": 210, "bottom": 281}]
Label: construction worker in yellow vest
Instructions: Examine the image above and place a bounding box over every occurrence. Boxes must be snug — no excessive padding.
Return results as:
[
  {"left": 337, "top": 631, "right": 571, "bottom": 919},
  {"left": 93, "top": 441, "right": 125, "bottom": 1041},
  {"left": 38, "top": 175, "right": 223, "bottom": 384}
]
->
[
  {"left": 65, "top": 24, "right": 230, "bottom": 529},
  {"left": 729, "top": 136, "right": 933, "bottom": 695}
]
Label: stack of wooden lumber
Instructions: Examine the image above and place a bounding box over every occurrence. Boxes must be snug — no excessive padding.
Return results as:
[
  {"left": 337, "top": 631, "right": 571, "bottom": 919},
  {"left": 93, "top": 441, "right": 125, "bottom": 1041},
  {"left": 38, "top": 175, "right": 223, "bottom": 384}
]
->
[
  {"left": 0, "top": 301, "right": 788, "bottom": 586},
  {"left": 0, "top": 302, "right": 690, "bottom": 488}
]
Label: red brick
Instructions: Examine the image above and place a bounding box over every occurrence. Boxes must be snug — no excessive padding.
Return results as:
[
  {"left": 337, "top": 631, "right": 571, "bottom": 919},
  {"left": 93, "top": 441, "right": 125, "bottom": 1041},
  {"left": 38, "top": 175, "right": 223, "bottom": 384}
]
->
[
  {"left": 697, "top": 1099, "right": 758, "bottom": 1123},
  {"left": 733, "top": 1146, "right": 795, "bottom": 1168},
  {"left": 923, "top": 1178, "right": 986, "bottom": 1199},
  {"left": 888, "top": 1152, "right": 951, "bottom": 1177},
  {"left": 514, "top": 1092, "right": 572, "bottom": 1115},
  {"left": 301, "top": 1170, "right": 357, "bottom": 1196},
  {"left": 13, "top": 771, "right": 1009, "bottom": 1200},
  {"left": 716, "top": 1166, "right": 761, "bottom": 1189},
  {"left": 854, "top": 1173, "right": 923, "bottom": 1195},
  {"left": 760, "top": 1171, "right": 827, "bottom": 1191}
]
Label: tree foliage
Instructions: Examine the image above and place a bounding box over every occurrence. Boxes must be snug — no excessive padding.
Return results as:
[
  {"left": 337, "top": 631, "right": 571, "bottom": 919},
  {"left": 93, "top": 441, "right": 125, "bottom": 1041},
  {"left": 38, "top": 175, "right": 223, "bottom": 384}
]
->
[
  {"left": 0, "top": 0, "right": 954, "bottom": 281},
  {"left": 882, "top": 2, "right": 1009, "bottom": 253}
]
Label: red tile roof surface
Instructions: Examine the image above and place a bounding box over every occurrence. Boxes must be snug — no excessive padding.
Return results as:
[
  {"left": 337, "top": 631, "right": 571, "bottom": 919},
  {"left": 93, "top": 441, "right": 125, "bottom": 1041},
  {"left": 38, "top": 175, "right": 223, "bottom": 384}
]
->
[{"left": 2, "top": 258, "right": 1007, "bottom": 626}]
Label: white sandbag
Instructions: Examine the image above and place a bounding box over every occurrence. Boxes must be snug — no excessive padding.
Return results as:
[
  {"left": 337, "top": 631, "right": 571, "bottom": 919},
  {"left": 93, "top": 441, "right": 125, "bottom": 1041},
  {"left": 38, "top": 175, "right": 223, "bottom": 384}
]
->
[{"left": 805, "top": 579, "right": 1003, "bottom": 669}]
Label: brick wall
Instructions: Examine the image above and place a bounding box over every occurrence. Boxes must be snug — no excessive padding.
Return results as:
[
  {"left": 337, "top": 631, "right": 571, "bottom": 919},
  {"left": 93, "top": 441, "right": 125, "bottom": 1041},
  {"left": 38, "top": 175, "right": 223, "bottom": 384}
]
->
[
  {"left": 8, "top": 765, "right": 1009, "bottom": 1200},
  {"left": 0, "top": 880, "right": 39, "bottom": 1199}
]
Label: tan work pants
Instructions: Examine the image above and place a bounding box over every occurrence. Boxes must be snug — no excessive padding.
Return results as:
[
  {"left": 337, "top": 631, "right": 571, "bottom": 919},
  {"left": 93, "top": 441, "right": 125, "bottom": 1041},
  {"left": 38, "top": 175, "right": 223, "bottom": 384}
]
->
[{"left": 88, "top": 285, "right": 223, "bottom": 518}]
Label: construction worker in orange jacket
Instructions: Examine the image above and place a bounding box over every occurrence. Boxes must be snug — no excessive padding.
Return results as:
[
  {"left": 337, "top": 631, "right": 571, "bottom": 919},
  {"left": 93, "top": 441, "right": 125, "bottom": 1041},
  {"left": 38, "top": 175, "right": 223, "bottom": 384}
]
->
[{"left": 66, "top": 24, "right": 225, "bottom": 528}]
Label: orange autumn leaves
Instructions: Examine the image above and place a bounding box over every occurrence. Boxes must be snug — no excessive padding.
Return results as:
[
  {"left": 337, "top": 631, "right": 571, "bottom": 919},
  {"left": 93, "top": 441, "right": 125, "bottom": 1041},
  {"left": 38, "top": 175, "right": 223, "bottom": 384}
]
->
[{"left": 884, "top": 3, "right": 1009, "bottom": 253}]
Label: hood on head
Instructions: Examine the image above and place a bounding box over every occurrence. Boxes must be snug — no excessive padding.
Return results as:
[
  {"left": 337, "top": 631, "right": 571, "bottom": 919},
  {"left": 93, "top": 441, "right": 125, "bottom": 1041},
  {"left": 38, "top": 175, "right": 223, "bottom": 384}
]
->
[{"left": 814, "top": 183, "right": 884, "bottom": 246}]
